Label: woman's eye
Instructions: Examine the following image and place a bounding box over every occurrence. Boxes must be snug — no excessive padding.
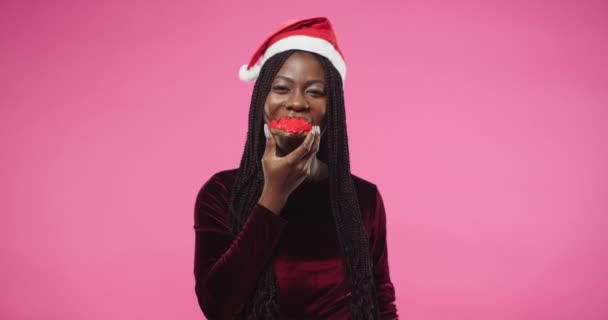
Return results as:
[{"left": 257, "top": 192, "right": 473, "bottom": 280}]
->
[
  {"left": 308, "top": 90, "right": 325, "bottom": 97},
  {"left": 273, "top": 85, "right": 289, "bottom": 92}
]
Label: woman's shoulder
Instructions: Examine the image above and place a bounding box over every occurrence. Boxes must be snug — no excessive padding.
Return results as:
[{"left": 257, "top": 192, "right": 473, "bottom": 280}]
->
[
  {"left": 350, "top": 173, "right": 379, "bottom": 195},
  {"left": 350, "top": 173, "right": 381, "bottom": 210},
  {"left": 195, "top": 168, "right": 239, "bottom": 204},
  {"left": 350, "top": 173, "right": 384, "bottom": 230},
  {"left": 194, "top": 168, "right": 240, "bottom": 224},
  {"left": 209, "top": 168, "right": 240, "bottom": 185}
]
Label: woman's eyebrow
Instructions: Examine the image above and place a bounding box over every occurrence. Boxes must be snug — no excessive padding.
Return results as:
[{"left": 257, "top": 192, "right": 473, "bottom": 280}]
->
[
  {"left": 305, "top": 79, "right": 325, "bottom": 86},
  {"left": 274, "top": 75, "right": 294, "bottom": 83},
  {"left": 274, "top": 76, "right": 325, "bottom": 86}
]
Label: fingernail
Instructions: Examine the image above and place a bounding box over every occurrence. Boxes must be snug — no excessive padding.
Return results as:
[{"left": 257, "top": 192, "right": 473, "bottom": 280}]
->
[
  {"left": 315, "top": 126, "right": 320, "bottom": 135},
  {"left": 264, "top": 123, "right": 270, "bottom": 138}
]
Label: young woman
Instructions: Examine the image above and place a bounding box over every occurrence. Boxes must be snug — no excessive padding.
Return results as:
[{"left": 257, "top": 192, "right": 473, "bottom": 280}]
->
[{"left": 194, "top": 17, "right": 398, "bottom": 319}]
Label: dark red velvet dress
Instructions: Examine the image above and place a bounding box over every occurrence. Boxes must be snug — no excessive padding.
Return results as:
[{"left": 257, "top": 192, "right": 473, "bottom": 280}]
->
[{"left": 193, "top": 168, "right": 398, "bottom": 319}]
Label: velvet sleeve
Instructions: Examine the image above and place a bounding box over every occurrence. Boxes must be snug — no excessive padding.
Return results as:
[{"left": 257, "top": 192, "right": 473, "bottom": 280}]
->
[
  {"left": 370, "top": 186, "right": 399, "bottom": 319},
  {"left": 193, "top": 174, "right": 288, "bottom": 319}
]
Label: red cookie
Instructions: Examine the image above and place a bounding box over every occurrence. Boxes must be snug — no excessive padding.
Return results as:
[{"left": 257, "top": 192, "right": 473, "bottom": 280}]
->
[{"left": 268, "top": 116, "right": 313, "bottom": 134}]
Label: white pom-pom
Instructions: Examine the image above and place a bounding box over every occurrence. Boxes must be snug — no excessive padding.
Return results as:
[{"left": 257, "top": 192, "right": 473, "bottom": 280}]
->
[{"left": 239, "top": 64, "right": 260, "bottom": 82}]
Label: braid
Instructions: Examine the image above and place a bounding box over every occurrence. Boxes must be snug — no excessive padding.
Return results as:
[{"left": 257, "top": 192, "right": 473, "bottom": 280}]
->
[
  {"left": 320, "top": 57, "right": 380, "bottom": 319},
  {"left": 228, "top": 51, "right": 291, "bottom": 319},
  {"left": 228, "top": 50, "right": 379, "bottom": 319}
]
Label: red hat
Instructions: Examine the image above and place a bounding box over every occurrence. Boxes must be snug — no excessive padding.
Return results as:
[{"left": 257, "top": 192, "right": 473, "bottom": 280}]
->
[{"left": 238, "top": 17, "right": 346, "bottom": 83}]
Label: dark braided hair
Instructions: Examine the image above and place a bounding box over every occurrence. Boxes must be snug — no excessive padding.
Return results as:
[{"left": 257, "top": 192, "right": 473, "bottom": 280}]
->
[{"left": 227, "top": 49, "right": 380, "bottom": 319}]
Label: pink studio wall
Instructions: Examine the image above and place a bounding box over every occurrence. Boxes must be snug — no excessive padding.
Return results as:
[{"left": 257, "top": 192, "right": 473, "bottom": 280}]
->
[{"left": 1, "top": 0, "right": 607, "bottom": 319}]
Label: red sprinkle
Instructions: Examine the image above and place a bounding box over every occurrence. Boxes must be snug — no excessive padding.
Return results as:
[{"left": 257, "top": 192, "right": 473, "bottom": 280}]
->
[{"left": 268, "top": 117, "right": 312, "bottom": 133}]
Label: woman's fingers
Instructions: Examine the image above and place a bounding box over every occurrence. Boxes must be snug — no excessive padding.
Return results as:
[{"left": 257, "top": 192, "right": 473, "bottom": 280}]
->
[
  {"left": 312, "top": 126, "right": 321, "bottom": 154},
  {"left": 305, "top": 126, "right": 320, "bottom": 156},
  {"left": 303, "top": 126, "right": 320, "bottom": 173}
]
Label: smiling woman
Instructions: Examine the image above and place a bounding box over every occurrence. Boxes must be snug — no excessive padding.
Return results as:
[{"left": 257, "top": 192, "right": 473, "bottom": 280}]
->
[
  {"left": 264, "top": 51, "right": 328, "bottom": 158},
  {"left": 193, "top": 17, "right": 398, "bottom": 320}
]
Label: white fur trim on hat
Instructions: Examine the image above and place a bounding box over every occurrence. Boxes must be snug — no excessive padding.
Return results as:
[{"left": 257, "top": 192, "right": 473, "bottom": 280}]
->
[
  {"left": 261, "top": 35, "right": 346, "bottom": 82},
  {"left": 238, "top": 35, "right": 346, "bottom": 83},
  {"left": 239, "top": 64, "right": 261, "bottom": 82}
]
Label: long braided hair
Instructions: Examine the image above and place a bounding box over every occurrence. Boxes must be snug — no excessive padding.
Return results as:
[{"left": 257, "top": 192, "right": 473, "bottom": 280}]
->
[{"left": 227, "top": 49, "right": 380, "bottom": 319}]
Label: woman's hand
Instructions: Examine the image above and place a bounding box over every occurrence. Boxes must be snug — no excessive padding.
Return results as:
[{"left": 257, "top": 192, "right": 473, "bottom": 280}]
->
[{"left": 257, "top": 124, "right": 321, "bottom": 215}]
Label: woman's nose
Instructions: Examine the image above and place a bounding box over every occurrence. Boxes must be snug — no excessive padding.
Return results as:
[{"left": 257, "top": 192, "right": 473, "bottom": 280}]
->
[{"left": 286, "top": 91, "right": 309, "bottom": 111}]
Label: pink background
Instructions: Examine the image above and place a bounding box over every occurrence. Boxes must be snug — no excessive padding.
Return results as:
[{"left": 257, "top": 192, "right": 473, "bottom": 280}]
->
[{"left": 1, "top": 0, "right": 607, "bottom": 319}]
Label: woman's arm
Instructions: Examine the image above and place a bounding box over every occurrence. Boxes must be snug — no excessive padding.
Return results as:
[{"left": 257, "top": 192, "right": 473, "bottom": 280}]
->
[
  {"left": 370, "top": 186, "right": 399, "bottom": 319},
  {"left": 193, "top": 174, "right": 288, "bottom": 319}
]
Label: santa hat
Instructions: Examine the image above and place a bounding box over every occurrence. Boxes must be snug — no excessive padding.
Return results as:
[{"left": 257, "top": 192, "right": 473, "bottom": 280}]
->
[{"left": 238, "top": 17, "right": 346, "bottom": 83}]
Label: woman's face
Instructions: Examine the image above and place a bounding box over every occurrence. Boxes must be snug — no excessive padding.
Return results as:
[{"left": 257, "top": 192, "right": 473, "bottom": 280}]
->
[{"left": 264, "top": 51, "right": 327, "bottom": 156}]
